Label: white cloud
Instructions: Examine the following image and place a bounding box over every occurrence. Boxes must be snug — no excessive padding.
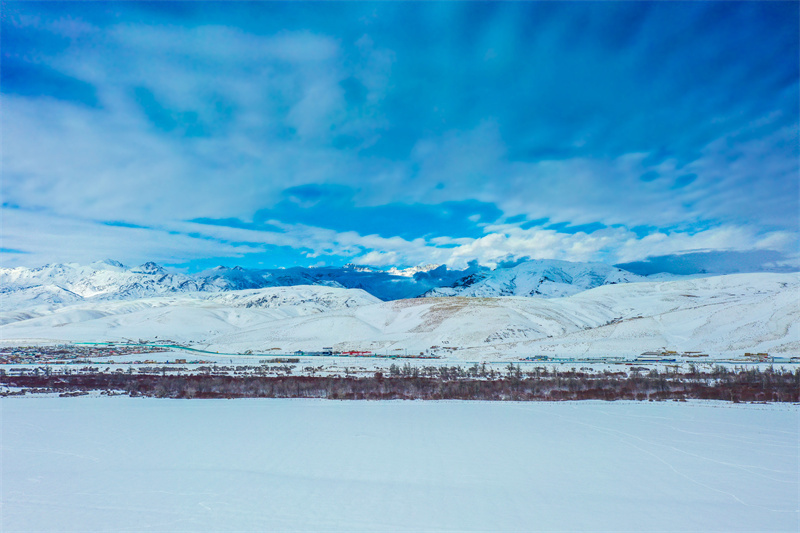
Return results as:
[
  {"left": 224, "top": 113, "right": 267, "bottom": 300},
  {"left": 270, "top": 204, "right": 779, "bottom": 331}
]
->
[
  {"left": 2, "top": 202, "right": 796, "bottom": 271},
  {"left": 396, "top": 117, "right": 798, "bottom": 234},
  {"left": 3, "top": 18, "right": 795, "bottom": 271},
  {"left": 614, "top": 226, "right": 798, "bottom": 264},
  {"left": 356, "top": 250, "right": 400, "bottom": 267},
  {"left": 2, "top": 23, "right": 403, "bottom": 228},
  {"left": 0, "top": 209, "right": 261, "bottom": 268}
]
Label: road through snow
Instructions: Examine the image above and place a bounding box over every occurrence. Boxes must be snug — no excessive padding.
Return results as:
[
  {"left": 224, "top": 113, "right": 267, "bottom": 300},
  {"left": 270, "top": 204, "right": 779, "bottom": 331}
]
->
[{"left": 2, "top": 398, "right": 798, "bottom": 532}]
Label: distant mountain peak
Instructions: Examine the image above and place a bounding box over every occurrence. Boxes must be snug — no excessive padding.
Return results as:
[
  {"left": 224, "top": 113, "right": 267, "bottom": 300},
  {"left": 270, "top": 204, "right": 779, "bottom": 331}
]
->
[
  {"left": 94, "top": 259, "right": 126, "bottom": 269},
  {"left": 131, "top": 262, "right": 165, "bottom": 275},
  {"left": 423, "top": 258, "right": 647, "bottom": 298},
  {"left": 344, "top": 263, "right": 373, "bottom": 272},
  {"left": 0, "top": 258, "right": 677, "bottom": 305},
  {"left": 387, "top": 264, "right": 442, "bottom": 277}
]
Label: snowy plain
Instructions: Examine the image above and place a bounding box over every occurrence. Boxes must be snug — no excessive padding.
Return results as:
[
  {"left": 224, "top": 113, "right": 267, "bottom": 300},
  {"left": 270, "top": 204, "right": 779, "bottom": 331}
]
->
[{"left": 2, "top": 397, "right": 798, "bottom": 532}]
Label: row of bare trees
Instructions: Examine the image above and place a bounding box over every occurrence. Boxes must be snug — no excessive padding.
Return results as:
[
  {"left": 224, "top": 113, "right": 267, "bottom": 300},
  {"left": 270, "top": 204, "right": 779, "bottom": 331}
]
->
[{"left": 2, "top": 366, "right": 798, "bottom": 402}]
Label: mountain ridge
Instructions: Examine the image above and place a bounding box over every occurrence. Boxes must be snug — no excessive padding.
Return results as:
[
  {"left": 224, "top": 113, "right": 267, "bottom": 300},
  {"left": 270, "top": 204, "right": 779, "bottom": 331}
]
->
[
  {"left": 1, "top": 273, "right": 796, "bottom": 359},
  {"left": 0, "top": 258, "right": 710, "bottom": 308}
]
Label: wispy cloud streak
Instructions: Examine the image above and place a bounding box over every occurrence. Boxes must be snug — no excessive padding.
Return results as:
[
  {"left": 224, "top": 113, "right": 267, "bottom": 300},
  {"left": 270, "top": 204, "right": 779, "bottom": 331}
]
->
[{"left": 1, "top": 2, "right": 797, "bottom": 272}]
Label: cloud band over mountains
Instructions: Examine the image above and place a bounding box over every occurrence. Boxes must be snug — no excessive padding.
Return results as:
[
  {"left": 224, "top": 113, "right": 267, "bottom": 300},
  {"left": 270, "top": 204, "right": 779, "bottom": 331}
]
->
[{"left": 2, "top": 2, "right": 798, "bottom": 272}]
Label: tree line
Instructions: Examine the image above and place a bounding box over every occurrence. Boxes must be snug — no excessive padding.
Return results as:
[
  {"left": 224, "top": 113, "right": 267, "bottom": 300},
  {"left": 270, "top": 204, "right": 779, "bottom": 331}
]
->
[{"left": 2, "top": 365, "right": 798, "bottom": 402}]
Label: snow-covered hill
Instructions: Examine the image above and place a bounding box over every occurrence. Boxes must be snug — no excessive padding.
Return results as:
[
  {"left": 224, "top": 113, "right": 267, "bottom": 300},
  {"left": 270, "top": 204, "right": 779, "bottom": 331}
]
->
[
  {"left": 0, "top": 258, "right": 681, "bottom": 306},
  {"left": 0, "top": 260, "right": 204, "bottom": 306},
  {"left": 2, "top": 273, "right": 796, "bottom": 359},
  {"left": 0, "top": 285, "right": 380, "bottom": 344},
  {"left": 0, "top": 260, "right": 469, "bottom": 304},
  {"left": 199, "top": 273, "right": 798, "bottom": 358},
  {"left": 423, "top": 259, "right": 647, "bottom": 298}
]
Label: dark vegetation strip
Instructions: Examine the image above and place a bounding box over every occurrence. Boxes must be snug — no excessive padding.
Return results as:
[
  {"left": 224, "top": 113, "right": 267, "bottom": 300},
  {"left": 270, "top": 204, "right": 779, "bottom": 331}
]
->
[{"left": 2, "top": 367, "right": 798, "bottom": 402}]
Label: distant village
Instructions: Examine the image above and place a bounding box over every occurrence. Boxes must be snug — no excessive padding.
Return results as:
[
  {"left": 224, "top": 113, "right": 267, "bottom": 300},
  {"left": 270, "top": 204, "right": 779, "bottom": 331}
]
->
[
  {"left": 0, "top": 342, "right": 797, "bottom": 367},
  {"left": 0, "top": 344, "right": 208, "bottom": 366}
]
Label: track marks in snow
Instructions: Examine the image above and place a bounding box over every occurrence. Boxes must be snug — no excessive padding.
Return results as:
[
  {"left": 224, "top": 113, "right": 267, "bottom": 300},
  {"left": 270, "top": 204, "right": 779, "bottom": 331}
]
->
[{"left": 512, "top": 403, "right": 799, "bottom": 515}]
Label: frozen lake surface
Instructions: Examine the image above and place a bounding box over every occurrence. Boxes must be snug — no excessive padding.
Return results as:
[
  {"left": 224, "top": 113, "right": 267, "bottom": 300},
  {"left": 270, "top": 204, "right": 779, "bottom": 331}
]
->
[{"left": 2, "top": 398, "right": 798, "bottom": 532}]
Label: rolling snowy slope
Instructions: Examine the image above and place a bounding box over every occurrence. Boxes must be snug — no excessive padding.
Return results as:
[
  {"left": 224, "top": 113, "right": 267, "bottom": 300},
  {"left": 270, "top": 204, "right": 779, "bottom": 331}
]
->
[
  {"left": 203, "top": 273, "right": 799, "bottom": 358},
  {"left": 3, "top": 272, "right": 793, "bottom": 359},
  {"left": 527, "top": 273, "right": 800, "bottom": 357},
  {"left": 0, "top": 286, "right": 379, "bottom": 345}
]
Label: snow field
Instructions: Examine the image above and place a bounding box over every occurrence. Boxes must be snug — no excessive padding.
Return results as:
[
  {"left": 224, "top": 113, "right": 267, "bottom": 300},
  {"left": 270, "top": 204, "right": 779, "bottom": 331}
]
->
[{"left": 2, "top": 398, "right": 798, "bottom": 532}]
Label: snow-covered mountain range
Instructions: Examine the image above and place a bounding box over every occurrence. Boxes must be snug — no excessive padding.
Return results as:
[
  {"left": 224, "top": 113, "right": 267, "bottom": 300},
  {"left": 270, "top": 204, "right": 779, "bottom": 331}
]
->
[
  {"left": 204, "top": 273, "right": 799, "bottom": 358},
  {"left": 0, "top": 258, "right": 668, "bottom": 307},
  {"left": 422, "top": 259, "right": 647, "bottom": 298},
  {"left": 3, "top": 259, "right": 795, "bottom": 359},
  {"left": 0, "top": 259, "right": 454, "bottom": 304},
  {"left": 1, "top": 273, "right": 797, "bottom": 358}
]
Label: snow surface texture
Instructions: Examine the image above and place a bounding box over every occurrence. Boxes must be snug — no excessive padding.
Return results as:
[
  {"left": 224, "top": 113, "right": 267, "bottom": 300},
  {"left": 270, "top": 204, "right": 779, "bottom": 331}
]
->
[
  {"left": 0, "top": 285, "right": 379, "bottom": 345},
  {"left": 2, "top": 398, "right": 797, "bottom": 532},
  {"left": 0, "top": 258, "right": 664, "bottom": 304},
  {"left": 3, "top": 273, "right": 795, "bottom": 358}
]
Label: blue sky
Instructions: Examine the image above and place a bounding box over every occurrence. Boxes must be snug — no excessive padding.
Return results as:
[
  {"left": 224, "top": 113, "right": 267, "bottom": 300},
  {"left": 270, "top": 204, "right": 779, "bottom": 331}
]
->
[{"left": 2, "top": 1, "right": 798, "bottom": 272}]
